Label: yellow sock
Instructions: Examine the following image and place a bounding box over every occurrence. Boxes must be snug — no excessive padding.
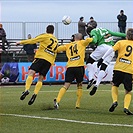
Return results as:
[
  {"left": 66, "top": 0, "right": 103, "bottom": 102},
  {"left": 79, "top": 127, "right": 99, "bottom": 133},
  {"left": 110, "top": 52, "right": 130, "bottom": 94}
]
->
[
  {"left": 124, "top": 92, "right": 131, "bottom": 109},
  {"left": 56, "top": 86, "right": 67, "bottom": 103},
  {"left": 76, "top": 87, "right": 82, "bottom": 108},
  {"left": 34, "top": 81, "right": 43, "bottom": 95},
  {"left": 112, "top": 86, "right": 118, "bottom": 103},
  {"left": 25, "top": 75, "right": 33, "bottom": 91}
]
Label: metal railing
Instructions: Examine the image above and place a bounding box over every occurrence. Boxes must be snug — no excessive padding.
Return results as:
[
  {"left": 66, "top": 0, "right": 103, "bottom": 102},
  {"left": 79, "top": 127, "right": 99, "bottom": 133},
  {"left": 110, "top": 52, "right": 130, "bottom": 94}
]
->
[{"left": 1, "top": 22, "right": 133, "bottom": 39}]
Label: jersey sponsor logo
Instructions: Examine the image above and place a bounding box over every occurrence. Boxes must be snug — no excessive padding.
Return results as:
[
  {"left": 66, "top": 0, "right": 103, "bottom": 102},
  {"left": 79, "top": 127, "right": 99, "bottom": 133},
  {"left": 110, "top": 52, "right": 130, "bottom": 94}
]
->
[
  {"left": 70, "top": 55, "right": 80, "bottom": 61},
  {"left": 44, "top": 48, "right": 55, "bottom": 56},
  {"left": 119, "top": 58, "right": 131, "bottom": 64}
]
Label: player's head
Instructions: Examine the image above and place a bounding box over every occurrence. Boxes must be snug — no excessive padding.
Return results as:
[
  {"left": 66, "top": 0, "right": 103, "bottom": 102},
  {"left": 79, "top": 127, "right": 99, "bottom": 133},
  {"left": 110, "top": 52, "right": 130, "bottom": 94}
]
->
[
  {"left": 80, "top": 16, "right": 84, "bottom": 21},
  {"left": 28, "top": 34, "right": 31, "bottom": 39},
  {"left": 90, "top": 17, "right": 94, "bottom": 21},
  {"left": 120, "top": 10, "right": 124, "bottom": 14},
  {"left": 0, "top": 23, "right": 3, "bottom": 28},
  {"left": 75, "top": 33, "right": 83, "bottom": 40},
  {"left": 46, "top": 25, "right": 54, "bottom": 34},
  {"left": 126, "top": 28, "right": 133, "bottom": 40},
  {"left": 86, "top": 25, "right": 94, "bottom": 36}
]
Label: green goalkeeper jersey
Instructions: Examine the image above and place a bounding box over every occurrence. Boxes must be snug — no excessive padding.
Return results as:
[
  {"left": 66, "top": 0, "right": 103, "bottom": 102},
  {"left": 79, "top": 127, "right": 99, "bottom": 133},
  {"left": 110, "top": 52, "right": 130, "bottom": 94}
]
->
[{"left": 90, "top": 28, "right": 126, "bottom": 46}]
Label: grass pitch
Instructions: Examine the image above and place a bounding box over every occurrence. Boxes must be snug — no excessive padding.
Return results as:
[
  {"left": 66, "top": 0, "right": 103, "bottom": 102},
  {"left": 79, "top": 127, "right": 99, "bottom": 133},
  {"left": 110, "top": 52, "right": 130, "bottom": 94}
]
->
[{"left": 0, "top": 84, "right": 133, "bottom": 133}]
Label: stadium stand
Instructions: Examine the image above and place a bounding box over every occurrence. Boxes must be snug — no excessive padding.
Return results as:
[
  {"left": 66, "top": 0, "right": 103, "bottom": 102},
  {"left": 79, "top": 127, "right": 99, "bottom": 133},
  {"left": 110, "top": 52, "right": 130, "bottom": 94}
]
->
[{"left": 0, "top": 37, "right": 121, "bottom": 63}]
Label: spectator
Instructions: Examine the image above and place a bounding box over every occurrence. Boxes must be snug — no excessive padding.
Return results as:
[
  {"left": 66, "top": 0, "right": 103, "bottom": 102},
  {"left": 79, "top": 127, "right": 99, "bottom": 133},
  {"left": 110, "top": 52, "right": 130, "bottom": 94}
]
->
[
  {"left": 87, "top": 17, "right": 97, "bottom": 28},
  {"left": 23, "top": 34, "right": 37, "bottom": 62},
  {"left": 0, "top": 23, "right": 9, "bottom": 51},
  {"left": 117, "top": 10, "right": 127, "bottom": 33},
  {"left": 78, "top": 17, "right": 87, "bottom": 39}
]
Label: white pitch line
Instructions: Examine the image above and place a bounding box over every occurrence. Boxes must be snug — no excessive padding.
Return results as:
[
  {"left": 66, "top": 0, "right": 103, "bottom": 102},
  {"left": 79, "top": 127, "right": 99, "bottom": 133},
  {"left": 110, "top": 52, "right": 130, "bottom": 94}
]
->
[{"left": 0, "top": 113, "right": 133, "bottom": 128}]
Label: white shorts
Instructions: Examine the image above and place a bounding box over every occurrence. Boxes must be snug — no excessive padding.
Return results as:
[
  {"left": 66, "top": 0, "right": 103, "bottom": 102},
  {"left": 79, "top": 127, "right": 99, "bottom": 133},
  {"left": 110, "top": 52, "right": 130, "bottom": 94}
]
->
[{"left": 90, "top": 44, "right": 114, "bottom": 65}]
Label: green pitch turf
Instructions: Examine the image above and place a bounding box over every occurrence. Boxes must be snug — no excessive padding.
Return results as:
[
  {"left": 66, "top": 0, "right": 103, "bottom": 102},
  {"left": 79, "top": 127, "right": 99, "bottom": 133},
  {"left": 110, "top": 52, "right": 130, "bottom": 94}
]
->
[{"left": 0, "top": 84, "right": 133, "bottom": 133}]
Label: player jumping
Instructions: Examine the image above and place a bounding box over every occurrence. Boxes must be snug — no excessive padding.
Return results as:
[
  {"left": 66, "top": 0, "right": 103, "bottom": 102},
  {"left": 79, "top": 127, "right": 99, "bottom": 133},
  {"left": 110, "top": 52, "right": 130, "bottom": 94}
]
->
[{"left": 86, "top": 26, "right": 126, "bottom": 96}]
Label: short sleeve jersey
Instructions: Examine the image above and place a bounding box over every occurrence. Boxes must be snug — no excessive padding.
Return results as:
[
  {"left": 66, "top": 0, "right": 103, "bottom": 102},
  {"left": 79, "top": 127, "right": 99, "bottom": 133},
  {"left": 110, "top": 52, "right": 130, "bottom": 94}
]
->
[
  {"left": 57, "top": 38, "right": 93, "bottom": 68},
  {"left": 90, "top": 28, "right": 126, "bottom": 46},
  {"left": 20, "top": 33, "right": 58, "bottom": 65},
  {"left": 113, "top": 40, "right": 133, "bottom": 74}
]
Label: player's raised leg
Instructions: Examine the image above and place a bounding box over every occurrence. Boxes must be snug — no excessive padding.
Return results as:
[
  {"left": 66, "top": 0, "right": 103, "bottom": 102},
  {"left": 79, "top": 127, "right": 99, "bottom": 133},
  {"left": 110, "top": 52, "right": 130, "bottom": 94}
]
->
[
  {"left": 90, "top": 63, "right": 107, "bottom": 96},
  {"left": 54, "top": 85, "right": 69, "bottom": 109},
  {"left": 109, "top": 86, "right": 118, "bottom": 112},
  {"left": 86, "top": 56, "right": 95, "bottom": 89},
  {"left": 20, "top": 70, "right": 35, "bottom": 100},
  {"left": 28, "top": 75, "right": 43, "bottom": 105}
]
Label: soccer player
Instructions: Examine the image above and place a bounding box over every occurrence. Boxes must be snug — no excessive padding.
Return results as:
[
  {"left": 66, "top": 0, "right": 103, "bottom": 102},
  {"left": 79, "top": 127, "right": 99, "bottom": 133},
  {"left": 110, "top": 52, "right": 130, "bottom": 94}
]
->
[
  {"left": 16, "top": 25, "right": 58, "bottom": 105},
  {"left": 100, "top": 28, "right": 133, "bottom": 115},
  {"left": 54, "top": 33, "right": 93, "bottom": 109},
  {"left": 86, "top": 26, "right": 126, "bottom": 96}
]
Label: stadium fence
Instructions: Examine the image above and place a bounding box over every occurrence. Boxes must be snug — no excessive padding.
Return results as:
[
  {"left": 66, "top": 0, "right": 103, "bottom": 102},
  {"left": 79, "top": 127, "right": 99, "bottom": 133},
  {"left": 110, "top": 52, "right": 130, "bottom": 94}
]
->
[{"left": 0, "top": 22, "right": 133, "bottom": 39}]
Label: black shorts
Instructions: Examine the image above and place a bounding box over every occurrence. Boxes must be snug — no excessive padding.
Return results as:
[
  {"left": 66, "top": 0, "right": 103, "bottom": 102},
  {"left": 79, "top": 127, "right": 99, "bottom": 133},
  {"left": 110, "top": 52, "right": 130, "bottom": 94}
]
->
[
  {"left": 112, "top": 70, "right": 132, "bottom": 91},
  {"left": 65, "top": 66, "right": 85, "bottom": 83},
  {"left": 30, "top": 58, "right": 51, "bottom": 77}
]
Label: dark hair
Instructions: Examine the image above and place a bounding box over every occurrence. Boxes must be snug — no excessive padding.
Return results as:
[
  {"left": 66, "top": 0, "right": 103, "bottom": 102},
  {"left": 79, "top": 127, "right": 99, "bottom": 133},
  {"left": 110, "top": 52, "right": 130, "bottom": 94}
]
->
[
  {"left": 126, "top": 28, "right": 133, "bottom": 40},
  {"left": 86, "top": 26, "right": 94, "bottom": 35},
  {"left": 90, "top": 17, "right": 94, "bottom": 19},
  {"left": 71, "top": 34, "right": 75, "bottom": 42},
  {"left": 80, "top": 17, "right": 84, "bottom": 20},
  {"left": 120, "top": 10, "right": 124, "bottom": 13},
  {"left": 46, "top": 25, "right": 54, "bottom": 34}
]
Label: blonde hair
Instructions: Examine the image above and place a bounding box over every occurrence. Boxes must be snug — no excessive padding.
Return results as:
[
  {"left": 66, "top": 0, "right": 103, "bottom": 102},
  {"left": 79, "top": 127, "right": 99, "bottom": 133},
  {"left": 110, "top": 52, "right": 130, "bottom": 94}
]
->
[{"left": 75, "top": 33, "right": 82, "bottom": 40}]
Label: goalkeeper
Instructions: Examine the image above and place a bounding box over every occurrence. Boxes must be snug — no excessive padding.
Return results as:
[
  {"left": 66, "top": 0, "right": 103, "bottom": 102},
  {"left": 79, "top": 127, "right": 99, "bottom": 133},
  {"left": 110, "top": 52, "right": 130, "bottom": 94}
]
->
[{"left": 86, "top": 26, "right": 126, "bottom": 96}]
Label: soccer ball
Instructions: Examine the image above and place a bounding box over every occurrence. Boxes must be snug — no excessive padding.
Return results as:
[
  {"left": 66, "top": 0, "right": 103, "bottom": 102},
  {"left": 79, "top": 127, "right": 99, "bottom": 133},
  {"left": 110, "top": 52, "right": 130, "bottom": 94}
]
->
[
  {"left": 62, "top": 15, "right": 72, "bottom": 25},
  {"left": 1, "top": 77, "right": 10, "bottom": 83}
]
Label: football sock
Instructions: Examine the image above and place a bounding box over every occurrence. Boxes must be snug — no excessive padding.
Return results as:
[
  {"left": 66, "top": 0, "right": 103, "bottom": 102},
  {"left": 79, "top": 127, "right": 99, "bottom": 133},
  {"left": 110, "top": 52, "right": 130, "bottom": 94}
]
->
[
  {"left": 112, "top": 86, "right": 118, "bottom": 103},
  {"left": 34, "top": 81, "right": 42, "bottom": 95},
  {"left": 56, "top": 86, "right": 67, "bottom": 103},
  {"left": 25, "top": 75, "right": 33, "bottom": 91},
  {"left": 87, "top": 63, "right": 94, "bottom": 80},
  {"left": 76, "top": 86, "right": 82, "bottom": 108},
  {"left": 95, "top": 70, "right": 106, "bottom": 87},
  {"left": 124, "top": 92, "right": 131, "bottom": 109}
]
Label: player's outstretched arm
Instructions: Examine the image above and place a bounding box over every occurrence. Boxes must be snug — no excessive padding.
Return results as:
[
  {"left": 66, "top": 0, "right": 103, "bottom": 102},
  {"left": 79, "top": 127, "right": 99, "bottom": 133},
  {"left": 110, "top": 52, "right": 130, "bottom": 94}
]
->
[{"left": 109, "top": 30, "right": 126, "bottom": 38}]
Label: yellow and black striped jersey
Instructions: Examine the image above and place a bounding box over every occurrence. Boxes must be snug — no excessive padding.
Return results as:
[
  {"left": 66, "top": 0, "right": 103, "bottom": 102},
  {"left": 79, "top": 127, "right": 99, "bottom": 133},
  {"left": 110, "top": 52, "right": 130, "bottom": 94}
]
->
[
  {"left": 20, "top": 33, "right": 58, "bottom": 65},
  {"left": 113, "top": 40, "right": 133, "bottom": 74},
  {"left": 57, "top": 38, "right": 93, "bottom": 68}
]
